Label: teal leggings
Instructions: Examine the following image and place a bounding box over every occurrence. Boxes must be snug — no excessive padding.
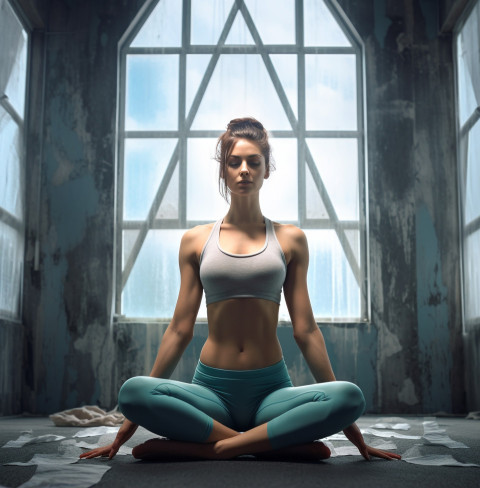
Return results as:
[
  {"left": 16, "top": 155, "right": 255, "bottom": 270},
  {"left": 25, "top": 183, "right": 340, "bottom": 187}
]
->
[{"left": 118, "top": 359, "right": 365, "bottom": 450}]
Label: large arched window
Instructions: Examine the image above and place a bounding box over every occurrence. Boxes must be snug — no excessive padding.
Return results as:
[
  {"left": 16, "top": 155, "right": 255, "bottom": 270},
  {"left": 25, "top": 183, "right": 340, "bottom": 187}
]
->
[{"left": 116, "top": 0, "right": 368, "bottom": 322}]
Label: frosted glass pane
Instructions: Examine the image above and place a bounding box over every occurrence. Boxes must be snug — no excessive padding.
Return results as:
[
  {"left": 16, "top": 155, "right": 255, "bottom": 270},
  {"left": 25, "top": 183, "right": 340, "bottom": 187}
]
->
[
  {"left": 0, "top": 107, "right": 23, "bottom": 218},
  {"left": 126, "top": 55, "right": 178, "bottom": 130},
  {"left": 260, "top": 139, "right": 298, "bottom": 221},
  {"left": 122, "top": 229, "right": 139, "bottom": 270},
  {"left": 192, "top": 54, "right": 291, "bottom": 130},
  {"left": 191, "top": 0, "right": 234, "bottom": 45},
  {"left": 130, "top": 0, "right": 181, "bottom": 47},
  {"left": 464, "top": 230, "right": 480, "bottom": 321},
  {"left": 304, "top": 0, "right": 351, "bottom": 47},
  {"left": 186, "top": 55, "right": 212, "bottom": 115},
  {"left": 0, "top": 221, "right": 23, "bottom": 317},
  {"left": 244, "top": 0, "right": 295, "bottom": 44},
  {"left": 123, "top": 138, "right": 178, "bottom": 220},
  {"left": 305, "top": 229, "right": 360, "bottom": 319},
  {"left": 156, "top": 163, "right": 179, "bottom": 219},
  {"left": 187, "top": 138, "right": 229, "bottom": 221},
  {"left": 0, "top": 0, "right": 28, "bottom": 116},
  {"left": 345, "top": 229, "right": 360, "bottom": 263},
  {"left": 305, "top": 54, "right": 357, "bottom": 130},
  {"left": 456, "top": 1, "right": 480, "bottom": 127},
  {"left": 123, "top": 230, "right": 184, "bottom": 318},
  {"left": 270, "top": 55, "right": 297, "bottom": 118},
  {"left": 306, "top": 164, "right": 328, "bottom": 219},
  {"left": 307, "top": 139, "right": 359, "bottom": 221},
  {"left": 465, "top": 121, "right": 480, "bottom": 224},
  {"left": 225, "top": 11, "right": 255, "bottom": 44}
]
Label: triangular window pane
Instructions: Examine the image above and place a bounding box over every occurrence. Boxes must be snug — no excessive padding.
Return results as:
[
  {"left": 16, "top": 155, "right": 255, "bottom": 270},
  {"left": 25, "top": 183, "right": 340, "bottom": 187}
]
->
[
  {"left": 130, "top": 0, "right": 182, "bottom": 47},
  {"left": 191, "top": 54, "right": 291, "bottom": 130},
  {"left": 306, "top": 163, "right": 328, "bottom": 219},
  {"left": 304, "top": 0, "right": 352, "bottom": 47},
  {"left": 156, "top": 163, "right": 179, "bottom": 219},
  {"left": 270, "top": 55, "right": 297, "bottom": 118},
  {"left": 186, "top": 54, "right": 212, "bottom": 115},
  {"left": 244, "top": 0, "right": 295, "bottom": 44},
  {"left": 187, "top": 138, "right": 229, "bottom": 221},
  {"left": 225, "top": 11, "right": 255, "bottom": 45},
  {"left": 260, "top": 139, "right": 298, "bottom": 221},
  {"left": 191, "top": 0, "right": 235, "bottom": 45},
  {"left": 124, "top": 138, "right": 178, "bottom": 220},
  {"left": 123, "top": 229, "right": 140, "bottom": 271},
  {"left": 344, "top": 229, "right": 360, "bottom": 263},
  {"left": 306, "top": 138, "right": 359, "bottom": 221}
]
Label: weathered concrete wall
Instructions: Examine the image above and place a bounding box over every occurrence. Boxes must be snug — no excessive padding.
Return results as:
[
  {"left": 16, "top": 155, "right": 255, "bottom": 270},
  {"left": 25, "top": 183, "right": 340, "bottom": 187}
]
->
[
  {"left": 7, "top": 0, "right": 472, "bottom": 416},
  {"left": 21, "top": 0, "right": 150, "bottom": 414}
]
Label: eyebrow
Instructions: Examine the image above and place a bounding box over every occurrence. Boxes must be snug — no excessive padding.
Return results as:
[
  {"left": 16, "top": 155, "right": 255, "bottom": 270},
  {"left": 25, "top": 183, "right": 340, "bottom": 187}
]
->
[{"left": 228, "top": 154, "right": 263, "bottom": 159}]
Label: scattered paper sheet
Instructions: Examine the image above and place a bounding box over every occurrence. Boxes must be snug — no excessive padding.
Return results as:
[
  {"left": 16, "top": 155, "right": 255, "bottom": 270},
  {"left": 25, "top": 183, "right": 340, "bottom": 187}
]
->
[
  {"left": 2, "top": 432, "right": 66, "bottom": 448},
  {"left": 422, "top": 420, "right": 468, "bottom": 448},
  {"left": 323, "top": 433, "right": 348, "bottom": 441},
  {"left": 4, "top": 454, "right": 79, "bottom": 466},
  {"left": 50, "top": 405, "right": 124, "bottom": 427},
  {"left": 361, "top": 428, "right": 421, "bottom": 439},
  {"left": 73, "top": 439, "right": 132, "bottom": 456},
  {"left": 402, "top": 445, "right": 479, "bottom": 468},
  {"left": 324, "top": 438, "right": 397, "bottom": 457},
  {"left": 72, "top": 426, "right": 119, "bottom": 438},
  {"left": 369, "top": 423, "right": 411, "bottom": 430},
  {"left": 17, "top": 463, "right": 111, "bottom": 488}
]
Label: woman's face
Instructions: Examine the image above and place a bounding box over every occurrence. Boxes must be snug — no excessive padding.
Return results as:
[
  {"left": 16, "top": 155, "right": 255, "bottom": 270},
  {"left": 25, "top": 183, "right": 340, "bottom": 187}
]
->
[{"left": 224, "top": 138, "right": 269, "bottom": 197}]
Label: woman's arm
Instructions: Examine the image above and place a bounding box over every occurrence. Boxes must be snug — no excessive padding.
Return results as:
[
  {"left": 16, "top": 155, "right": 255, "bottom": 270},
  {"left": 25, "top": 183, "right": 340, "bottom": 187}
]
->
[
  {"left": 282, "top": 226, "right": 400, "bottom": 461},
  {"left": 282, "top": 226, "right": 335, "bottom": 382},
  {"left": 148, "top": 227, "right": 204, "bottom": 378},
  {"left": 80, "top": 227, "right": 205, "bottom": 460}
]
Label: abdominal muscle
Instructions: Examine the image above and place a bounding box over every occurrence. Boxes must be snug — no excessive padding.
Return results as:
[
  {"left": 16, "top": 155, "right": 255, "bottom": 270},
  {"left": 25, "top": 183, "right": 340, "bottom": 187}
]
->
[{"left": 199, "top": 297, "right": 284, "bottom": 370}]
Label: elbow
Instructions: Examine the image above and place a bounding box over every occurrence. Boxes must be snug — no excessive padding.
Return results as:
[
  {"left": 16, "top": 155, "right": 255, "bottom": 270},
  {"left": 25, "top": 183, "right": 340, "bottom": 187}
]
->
[
  {"left": 292, "top": 329, "right": 310, "bottom": 349},
  {"left": 168, "top": 320, "right": 194, "bottom": 347}
]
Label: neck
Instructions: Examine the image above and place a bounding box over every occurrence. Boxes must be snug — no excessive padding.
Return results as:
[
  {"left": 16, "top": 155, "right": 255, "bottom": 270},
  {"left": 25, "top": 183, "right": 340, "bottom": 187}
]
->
[{"left": 224, "top": 195, "right": 264, "bottom": 225}]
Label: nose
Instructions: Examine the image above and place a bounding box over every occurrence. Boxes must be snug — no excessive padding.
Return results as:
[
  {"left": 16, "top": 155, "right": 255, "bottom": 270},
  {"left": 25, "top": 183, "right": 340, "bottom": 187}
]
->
[{"left": 240, "top": 161, "right": 249, "bottom": 176}]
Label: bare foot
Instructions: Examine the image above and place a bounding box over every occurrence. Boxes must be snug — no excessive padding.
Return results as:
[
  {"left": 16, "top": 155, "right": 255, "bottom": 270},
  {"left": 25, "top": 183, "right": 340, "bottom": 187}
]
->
[
  {"left": 255, "top": 441, "right": 331, "bottom": 461},
  {"left": 132, "top": 438, "right": 218, "bottom": 461}
]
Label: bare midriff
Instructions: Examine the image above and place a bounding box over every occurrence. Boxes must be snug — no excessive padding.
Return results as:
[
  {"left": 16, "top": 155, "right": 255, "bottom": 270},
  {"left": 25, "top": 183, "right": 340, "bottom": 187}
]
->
[{"left": 199, "top": 297, "right": 283, "bottom": 370}]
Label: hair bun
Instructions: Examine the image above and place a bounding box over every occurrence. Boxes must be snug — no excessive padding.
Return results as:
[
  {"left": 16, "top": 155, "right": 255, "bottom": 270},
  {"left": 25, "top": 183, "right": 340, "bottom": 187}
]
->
[{"left": 227, "top": 117, "right": 264, "bottom": 132}]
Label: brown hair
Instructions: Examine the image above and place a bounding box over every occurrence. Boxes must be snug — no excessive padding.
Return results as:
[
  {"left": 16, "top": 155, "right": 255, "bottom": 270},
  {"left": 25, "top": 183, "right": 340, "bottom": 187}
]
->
[{"left": 215, "top": 117, "right": 274, "bottom": 202}]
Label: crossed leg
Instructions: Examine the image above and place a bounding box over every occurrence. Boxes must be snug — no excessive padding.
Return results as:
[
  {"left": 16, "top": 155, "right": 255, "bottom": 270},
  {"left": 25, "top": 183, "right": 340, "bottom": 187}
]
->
[{"left": 119, "top": 377, "right": 363, "bottom": 461}]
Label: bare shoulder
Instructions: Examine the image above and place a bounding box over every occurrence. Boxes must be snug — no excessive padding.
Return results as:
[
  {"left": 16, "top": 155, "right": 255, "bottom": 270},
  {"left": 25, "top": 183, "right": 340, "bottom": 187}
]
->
[
  {"left": 272, "top": 222, "right": 308, "bottom": 263},
  {"left": 181, "top": 223, "right": 215, "bottom": 261}
]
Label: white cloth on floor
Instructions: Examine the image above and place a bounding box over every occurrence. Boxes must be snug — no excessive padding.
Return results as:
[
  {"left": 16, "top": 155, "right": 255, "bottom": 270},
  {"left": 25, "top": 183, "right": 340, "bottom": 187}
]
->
[{"left": 49, "top": 405, "right": 124, "bottom": 427}]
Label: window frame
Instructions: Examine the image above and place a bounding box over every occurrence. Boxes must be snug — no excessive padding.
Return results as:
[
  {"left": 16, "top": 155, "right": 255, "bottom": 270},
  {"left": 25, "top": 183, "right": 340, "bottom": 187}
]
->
[
  {"left": 454, "top": 0, "right": 480, "bottom": 332},
  {"left": 115, "top": 0, "right": 369, "bottom": 323},
  {"left": 0, "top": 0, "right": 30, "bottom": 321}
]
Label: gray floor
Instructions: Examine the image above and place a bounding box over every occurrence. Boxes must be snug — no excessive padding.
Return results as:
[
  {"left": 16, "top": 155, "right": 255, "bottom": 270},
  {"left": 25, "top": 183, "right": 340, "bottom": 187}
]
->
[{"left": 0, "top": 415, "right": 479, "bottom": 487}]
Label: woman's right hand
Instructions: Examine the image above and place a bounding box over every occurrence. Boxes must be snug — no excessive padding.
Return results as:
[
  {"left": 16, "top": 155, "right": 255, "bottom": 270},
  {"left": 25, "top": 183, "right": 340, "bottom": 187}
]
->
[{"left": 79, "top": 419, "right": 138, "bottom": 460}]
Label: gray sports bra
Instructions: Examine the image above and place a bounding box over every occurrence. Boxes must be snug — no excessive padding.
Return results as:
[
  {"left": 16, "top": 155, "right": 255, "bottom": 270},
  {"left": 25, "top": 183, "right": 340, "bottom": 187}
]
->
[{"left": 199, "top": 217, "right": 287, "bottom": 305}]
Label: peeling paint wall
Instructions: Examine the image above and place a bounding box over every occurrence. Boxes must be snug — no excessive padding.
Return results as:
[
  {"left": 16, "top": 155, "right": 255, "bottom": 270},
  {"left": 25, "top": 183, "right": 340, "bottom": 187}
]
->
[{"left": 1, "top": 0, "right": 473, "bottom": 416}]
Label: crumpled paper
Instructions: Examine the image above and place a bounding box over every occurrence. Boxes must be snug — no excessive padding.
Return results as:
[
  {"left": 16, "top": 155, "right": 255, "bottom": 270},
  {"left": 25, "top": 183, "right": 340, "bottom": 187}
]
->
[{"left": 422, "top": 420, "right": 468, "bottom": 449}]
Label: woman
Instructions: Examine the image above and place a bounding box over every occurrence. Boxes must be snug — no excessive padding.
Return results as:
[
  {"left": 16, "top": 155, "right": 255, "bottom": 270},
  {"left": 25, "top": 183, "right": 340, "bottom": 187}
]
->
[{"left": 81, "top": 118, "right": 400, "bottom": 462}]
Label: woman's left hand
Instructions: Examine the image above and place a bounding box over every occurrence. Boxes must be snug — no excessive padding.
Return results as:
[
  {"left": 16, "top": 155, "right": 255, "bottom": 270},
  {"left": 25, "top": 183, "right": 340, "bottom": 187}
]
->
[{"left": 343, "top": 424, "right": 402, "bottom": 461}]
